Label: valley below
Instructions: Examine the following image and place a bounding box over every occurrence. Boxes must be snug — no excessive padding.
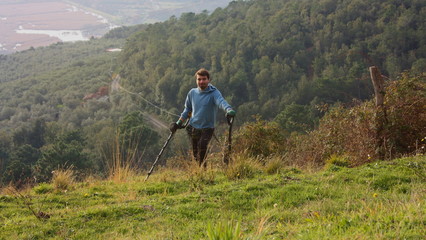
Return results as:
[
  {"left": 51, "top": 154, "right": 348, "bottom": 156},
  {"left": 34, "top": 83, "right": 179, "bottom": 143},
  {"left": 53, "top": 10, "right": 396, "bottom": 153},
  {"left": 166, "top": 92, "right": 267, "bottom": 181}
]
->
[
  {"left": 0, "top": 1, "right": 114, "bottom": 54},
  {"left": 0, "top": 0, "right": 233, "bottom": 54}
]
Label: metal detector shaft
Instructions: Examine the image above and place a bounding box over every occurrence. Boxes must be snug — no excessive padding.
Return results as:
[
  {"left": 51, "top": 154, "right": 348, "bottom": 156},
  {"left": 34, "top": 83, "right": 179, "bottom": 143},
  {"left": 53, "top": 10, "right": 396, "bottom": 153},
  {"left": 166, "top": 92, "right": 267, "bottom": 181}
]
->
[
  {"left": 145, "top": 131, "right": 175, "bottom": 181},
  {"left": 223, "top": 116, "right": 234, "bottom": 165}
]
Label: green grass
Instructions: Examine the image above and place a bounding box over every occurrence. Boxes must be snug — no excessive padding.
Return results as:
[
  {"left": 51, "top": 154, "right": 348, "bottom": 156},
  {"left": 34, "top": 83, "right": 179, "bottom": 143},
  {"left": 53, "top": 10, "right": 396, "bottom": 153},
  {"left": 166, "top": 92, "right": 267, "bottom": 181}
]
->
[{"left": 0, "top": 155, "right": 425, "bottom": 239}]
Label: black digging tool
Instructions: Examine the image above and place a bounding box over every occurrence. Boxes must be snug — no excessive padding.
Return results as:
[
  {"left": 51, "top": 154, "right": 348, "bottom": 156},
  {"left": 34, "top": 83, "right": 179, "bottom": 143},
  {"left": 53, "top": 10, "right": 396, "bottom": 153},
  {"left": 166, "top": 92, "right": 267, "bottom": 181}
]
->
[
  {"left": 145, "top": 116, "right": 190, "bottom": 181},
  {"left": 223, "top": 116, "right": 234, "bottom": 165}
]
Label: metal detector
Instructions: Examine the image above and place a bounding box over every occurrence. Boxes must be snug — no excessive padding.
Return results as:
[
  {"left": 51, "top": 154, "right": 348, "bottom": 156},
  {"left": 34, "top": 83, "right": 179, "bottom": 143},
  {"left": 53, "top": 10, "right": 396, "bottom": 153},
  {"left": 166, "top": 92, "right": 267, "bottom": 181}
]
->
[{"left": 145, "top": 117, "right": 190, "bottom": 181}]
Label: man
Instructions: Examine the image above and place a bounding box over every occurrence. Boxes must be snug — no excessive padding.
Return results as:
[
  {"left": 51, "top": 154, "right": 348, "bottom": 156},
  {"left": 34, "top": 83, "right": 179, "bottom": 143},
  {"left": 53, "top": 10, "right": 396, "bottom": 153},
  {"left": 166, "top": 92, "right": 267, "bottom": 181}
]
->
[{"left": 170, "top": 68, "right": 235, "bottom": 167}]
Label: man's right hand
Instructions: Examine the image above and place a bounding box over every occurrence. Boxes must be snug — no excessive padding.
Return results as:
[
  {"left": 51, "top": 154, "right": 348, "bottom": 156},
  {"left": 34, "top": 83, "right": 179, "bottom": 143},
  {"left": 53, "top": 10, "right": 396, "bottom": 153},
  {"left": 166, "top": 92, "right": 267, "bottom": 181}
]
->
[
  {"left": 169, "top": 119, "right": 183, "bottom": 133},
  {"left": 226, "top": 109, "right": 236, "bottom": 118}
]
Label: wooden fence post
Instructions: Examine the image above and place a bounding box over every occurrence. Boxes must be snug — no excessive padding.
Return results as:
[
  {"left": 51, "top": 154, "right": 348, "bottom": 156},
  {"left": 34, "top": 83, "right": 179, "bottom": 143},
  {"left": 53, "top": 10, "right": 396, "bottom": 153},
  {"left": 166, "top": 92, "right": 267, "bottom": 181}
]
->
[
  {"left": 369, "top": 66, "right": 385, "bottom": 107},
  {"left": 369, "top": 66, "right": 387, "bottom": 159}
]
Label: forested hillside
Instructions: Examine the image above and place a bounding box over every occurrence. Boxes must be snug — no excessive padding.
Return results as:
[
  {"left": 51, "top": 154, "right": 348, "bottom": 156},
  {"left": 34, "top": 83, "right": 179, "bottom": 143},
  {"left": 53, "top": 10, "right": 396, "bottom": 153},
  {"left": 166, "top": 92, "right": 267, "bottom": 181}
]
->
[
  {"left": 0, "top": 0, "right": 425, "bottom": 185},
  {"left": 0, "top": 26, "right": 160, "bottom": 184},
  {"left": 121, "top": 0, "right": 425, "bottom": 124}
]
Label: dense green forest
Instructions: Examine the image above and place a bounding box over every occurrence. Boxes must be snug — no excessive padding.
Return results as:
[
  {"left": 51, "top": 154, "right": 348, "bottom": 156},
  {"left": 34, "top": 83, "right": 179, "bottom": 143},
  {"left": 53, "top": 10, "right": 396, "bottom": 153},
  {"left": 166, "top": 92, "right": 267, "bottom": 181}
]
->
[
  {"left": 0, "top": 0, "right": 425, "bottom": 185},
  {"left": 121, "top": 0, "right": 425, "bottom": 123}
]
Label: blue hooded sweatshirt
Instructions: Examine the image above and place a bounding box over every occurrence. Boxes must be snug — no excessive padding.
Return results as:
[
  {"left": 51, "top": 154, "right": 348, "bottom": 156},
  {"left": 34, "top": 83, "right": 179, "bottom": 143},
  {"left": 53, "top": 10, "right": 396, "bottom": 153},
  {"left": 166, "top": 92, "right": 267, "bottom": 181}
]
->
[{"left": 180, "top": 84, "right": 232, "bottom": 129}]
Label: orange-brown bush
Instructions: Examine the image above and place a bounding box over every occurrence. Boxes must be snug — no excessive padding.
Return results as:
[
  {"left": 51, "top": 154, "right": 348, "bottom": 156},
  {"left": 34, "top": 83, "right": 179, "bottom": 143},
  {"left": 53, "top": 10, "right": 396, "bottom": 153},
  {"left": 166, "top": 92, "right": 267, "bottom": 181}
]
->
[
  {"left": 301, "top": 102, "right": 376, "bottom": 166},
  {"left": 285, "top": 72, "right": 425, "bottom": 167},
  {"left": 233, "top": 72, "right": 425, "bottom": 168},
  {"left": 384, "top": 72, "right": 426, "bottom": 157},
  {"left": 282, "top": 102, "right": 377, "bottom": 167}
]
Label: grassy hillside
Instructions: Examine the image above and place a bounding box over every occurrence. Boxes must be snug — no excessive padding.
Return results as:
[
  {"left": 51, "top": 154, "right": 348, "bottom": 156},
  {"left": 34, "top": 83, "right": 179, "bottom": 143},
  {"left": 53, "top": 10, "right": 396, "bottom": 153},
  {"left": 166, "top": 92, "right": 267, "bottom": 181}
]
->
[{"left": 1, "top": 155, "right": 424, "bottom": 239}]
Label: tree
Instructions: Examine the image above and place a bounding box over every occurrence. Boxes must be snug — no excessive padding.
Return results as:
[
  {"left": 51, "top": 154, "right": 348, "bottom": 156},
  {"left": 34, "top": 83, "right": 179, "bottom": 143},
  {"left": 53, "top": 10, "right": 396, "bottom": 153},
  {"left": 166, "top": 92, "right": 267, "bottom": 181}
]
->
[
  {"left": 34, "top": 130, "right": 90, "bottom": 182},
  {"left": 275, "top": 103, "right": 316, "bottom": 133},
  {"left": 118, "top": 111, "right": 160, "bottom": 167},
  {"left": 12, "top": 119, "right": 46, "bottom": 149},
  {"left": 2, "top": 144, "right": 40, "bottom": 185},
  {"left": 0, "top": 131, "right": 12, "bottom": 172}
]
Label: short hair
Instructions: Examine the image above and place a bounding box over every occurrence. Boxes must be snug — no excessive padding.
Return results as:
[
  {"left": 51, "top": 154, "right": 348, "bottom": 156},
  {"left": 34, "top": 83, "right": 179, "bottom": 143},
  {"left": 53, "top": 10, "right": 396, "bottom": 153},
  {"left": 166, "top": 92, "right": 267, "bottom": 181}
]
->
[{"left": 195, "top": 68, "right": 210, "bottom": 80}]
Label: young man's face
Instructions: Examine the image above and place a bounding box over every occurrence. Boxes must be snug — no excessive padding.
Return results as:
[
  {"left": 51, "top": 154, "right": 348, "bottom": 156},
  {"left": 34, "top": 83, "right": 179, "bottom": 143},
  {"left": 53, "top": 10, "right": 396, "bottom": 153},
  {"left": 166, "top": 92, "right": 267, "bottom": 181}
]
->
[{"left": 196, "top": 74, "right": 210, "bottom": 90}]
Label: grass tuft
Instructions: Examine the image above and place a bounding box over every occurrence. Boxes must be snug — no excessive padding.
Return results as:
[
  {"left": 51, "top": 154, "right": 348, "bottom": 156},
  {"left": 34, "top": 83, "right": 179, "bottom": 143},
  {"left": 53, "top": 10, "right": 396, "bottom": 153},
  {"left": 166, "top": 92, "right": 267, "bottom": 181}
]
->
[
  {"left": 324, "top": 154, "right": 350, "bottom": 168},
  {"left": 33, "top": 183, "right": 53, "bottom": 194},
  {"left": 52, "top": 167, "right": 75, "bottom": 191},
  {"left": 225, "top": 155, "right": 262, "bottom": 180},
  {"left": 206, "top": 219, "right": 242, "bottom": 240},
  {"left": 263, "top": 155, "right": 286, "bottom": 174},
  {"left": 107, "top": 132, "right": 138, "bottom": 183}
]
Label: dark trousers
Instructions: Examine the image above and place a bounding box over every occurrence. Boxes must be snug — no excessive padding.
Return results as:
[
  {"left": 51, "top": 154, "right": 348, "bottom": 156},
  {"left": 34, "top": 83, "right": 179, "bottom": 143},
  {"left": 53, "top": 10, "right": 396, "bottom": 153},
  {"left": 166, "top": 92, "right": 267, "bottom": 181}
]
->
[{"left": 186, "top": 125, "right": 214, "bottom": 167}]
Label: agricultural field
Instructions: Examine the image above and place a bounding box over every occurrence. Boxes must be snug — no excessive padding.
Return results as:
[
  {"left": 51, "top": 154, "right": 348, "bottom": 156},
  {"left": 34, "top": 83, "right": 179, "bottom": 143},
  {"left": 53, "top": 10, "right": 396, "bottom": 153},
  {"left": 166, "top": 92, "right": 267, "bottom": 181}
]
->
[
  {"left": 67, "top": 0, "right": 234, "bottom": 25},
  {"left": 0, "top": 0, "right": 232, "bottom": 54},
  {"left": 0, "top": 1, "right": 113, "bottom": 54}
]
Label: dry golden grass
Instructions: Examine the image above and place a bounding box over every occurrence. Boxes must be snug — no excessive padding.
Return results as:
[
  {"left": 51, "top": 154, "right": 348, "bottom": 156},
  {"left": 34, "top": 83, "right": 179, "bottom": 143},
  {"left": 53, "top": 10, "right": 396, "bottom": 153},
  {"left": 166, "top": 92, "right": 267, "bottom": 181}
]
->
[
  {"left": 225, "top": 155, "right": 263, "bottom": 180},
  {"left": 263, "top": 155, "right": 287, "bottom": 174},
  {"left": 52, "top": 167, "right": 75, "bottom": 191},
  {"left": 107, "top": 133, "right": 138, "bottom": 183}
]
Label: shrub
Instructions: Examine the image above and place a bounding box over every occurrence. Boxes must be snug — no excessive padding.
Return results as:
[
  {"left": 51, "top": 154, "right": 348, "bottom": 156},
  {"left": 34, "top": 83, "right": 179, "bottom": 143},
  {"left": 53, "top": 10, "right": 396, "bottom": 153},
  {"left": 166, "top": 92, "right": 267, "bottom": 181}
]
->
[
  {"left": 383, "top": 72, "right": 426, "bottom": 157},
  {"left": 285, "top": 72, "right": 425, "bottom": 167},
  {"left": 233, "top": 116, "right": 286, "bottom": 158}
]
